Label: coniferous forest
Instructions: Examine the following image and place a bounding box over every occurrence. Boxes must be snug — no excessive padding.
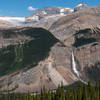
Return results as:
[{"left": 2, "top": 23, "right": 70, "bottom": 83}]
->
[{"left": 0, "top": 82, "right": 100, "bottom": 100}]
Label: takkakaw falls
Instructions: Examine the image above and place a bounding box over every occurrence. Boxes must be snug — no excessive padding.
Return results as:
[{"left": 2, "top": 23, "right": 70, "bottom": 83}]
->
[
  {"left": 72, "top": 51, "right": 80, "bottom": 78},
  {"left": 72, "top": 51, "right": 87, "bottom": 84}
]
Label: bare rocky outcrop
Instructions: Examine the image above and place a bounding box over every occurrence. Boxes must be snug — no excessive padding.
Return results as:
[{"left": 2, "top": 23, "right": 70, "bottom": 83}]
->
[{"left": 0, "top": 20, "right": 15, "bottom": 28}]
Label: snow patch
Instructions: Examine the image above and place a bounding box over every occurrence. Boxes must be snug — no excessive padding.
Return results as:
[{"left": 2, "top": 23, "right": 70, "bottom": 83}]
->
[
  {"left": 60, "top": 9, "right": 65, "bottom": 15},
  {"left": 26, "top": 15, "right": 39, "bottom": 21},
  {"left": 76, "top": 3, "right": 83, "bottom": 7},
  {"left": 0, "top": 17, "right": 25, "bottom": 25},
  {"left": 42, "top": 11, "right": 47, "bottom": 15}
]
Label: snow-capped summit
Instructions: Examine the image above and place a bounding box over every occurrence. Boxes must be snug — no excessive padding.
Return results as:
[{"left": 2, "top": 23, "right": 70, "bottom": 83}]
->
[
  {"left": 76, "top": 3, "right": 83, "bottom": 7},
  {"left": 24, "top": 7, "right": 74, "bottom": 27},
  {"left": 26, "top": 7, "right": 73, "bottom": 21},
  {"left": 0, "top": 3, "right": 90, "bottom": 27},
  {"left": 74, "top": 3, "right": 89, "bottom": 12}
]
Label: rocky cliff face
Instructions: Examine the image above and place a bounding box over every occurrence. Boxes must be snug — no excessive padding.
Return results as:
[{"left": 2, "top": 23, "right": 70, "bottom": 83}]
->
[
  {"left": 73, "top": 28, "right": 100, "bottom": 82},
  {"left": 24, "top": 7, "right": 73, "bottom": 29},
  {"left": 49, "top": 6, "right": 100, "bottom": 46},
  {"left": 49, "top": 6, "right": 100, "bottom": 84}
]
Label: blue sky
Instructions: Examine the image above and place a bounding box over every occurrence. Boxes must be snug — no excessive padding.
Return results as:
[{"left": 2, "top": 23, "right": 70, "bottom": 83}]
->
[{"left": 0, "top": 0, "right": 100, "bottom": 17}]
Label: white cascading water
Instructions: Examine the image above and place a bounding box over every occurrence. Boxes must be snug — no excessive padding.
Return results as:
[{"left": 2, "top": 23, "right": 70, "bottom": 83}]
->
[
  {"left": 72, "top": 51, "right": 87, "bottom": 84},
  {"left": 72, "top": 51, "right": 80, "bottom": 78}
]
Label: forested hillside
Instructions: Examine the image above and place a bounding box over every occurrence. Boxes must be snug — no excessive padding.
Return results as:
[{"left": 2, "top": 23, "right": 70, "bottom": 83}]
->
[{"left": 0, "top": 28, "right": 58, "bottom": 76}]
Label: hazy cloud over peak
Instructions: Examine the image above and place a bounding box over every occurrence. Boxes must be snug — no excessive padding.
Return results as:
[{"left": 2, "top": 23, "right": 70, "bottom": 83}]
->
[{"left": 28, "top": 6, "right": 37, "bottom": 11}]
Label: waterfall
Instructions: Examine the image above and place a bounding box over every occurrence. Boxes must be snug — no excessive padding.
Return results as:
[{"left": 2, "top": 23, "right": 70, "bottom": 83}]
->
[
  {"left": 72, "top": 51, "right": 87, "bottom": 84},
  {"left": 72, "top": 51, "right": 80, "bottom": 78}
]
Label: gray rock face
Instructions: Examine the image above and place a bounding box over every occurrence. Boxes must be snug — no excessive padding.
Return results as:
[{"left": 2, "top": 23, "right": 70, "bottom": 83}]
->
[
  {"left": 49, "top": 6, "right": 100, "bottom": 83},
  {"left": 49, "top": 6, "right": 100, "bottom": 44},
  {"left": 26, "top": 7, "right": 73, "bottom": 20},
  {"left": 24, "top": 7, "right": 73, "bottom": 28}
]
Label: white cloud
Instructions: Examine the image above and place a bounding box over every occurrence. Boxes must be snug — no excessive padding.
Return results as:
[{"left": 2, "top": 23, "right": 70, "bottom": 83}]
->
[{"left": 28, "top": 6, "right": 37, "bottom": 11}]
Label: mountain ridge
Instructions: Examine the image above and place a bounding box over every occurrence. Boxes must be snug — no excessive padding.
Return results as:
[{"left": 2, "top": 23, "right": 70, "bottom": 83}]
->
[{"left": 0, "top": 3, "right": 89, "bottom": 27}]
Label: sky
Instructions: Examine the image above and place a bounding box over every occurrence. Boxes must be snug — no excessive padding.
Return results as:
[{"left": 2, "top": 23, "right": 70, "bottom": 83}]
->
[{"left": 0, "top": 0, "right": 100, "bottom": 17}]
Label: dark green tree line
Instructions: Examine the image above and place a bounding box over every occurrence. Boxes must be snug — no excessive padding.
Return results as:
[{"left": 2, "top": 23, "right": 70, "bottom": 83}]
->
[{"left": 0, "top": 82, "right": 100, "bottom": 100}]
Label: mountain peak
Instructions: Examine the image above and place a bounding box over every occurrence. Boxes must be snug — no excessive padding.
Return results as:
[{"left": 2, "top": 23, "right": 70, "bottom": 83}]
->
[
  {"left": 74, "top": 2, "right": 89, "bottom": 12},
  {"left": 26, "top": 6, "right": 73, "bottom": 21},
  {"left": 76, "top": 2, "right": 85, "bottom": 7}
]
